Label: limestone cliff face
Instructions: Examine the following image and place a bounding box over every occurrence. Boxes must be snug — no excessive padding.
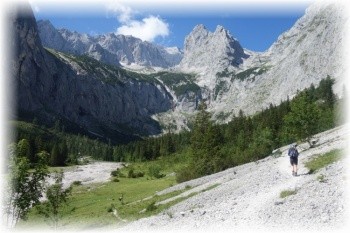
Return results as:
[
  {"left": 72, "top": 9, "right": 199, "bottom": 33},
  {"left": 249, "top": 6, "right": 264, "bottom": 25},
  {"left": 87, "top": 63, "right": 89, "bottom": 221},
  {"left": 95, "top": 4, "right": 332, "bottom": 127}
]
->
[
  {"left": 216, "top": 0, "right": 349, "bottom": 117},
  {"left": 176, "top": 1, "right": 348, "bottom": 123},
  {"left": 11, "top": 4, "right": 173, "bottom": 141},
  {"left": 11, "top": 4, "right": 52, "bottom": 112},
  {"left": 262, "top": 1, "right": 348, "bottom": 101}
]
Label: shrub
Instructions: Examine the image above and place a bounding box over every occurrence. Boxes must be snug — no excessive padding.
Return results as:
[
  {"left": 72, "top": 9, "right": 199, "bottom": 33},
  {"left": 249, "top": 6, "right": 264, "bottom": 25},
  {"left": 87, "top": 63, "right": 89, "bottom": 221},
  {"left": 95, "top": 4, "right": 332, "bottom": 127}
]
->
[
  {"left": 304, "top": 149, "right": 343, "bottom": 174},
  {"left": 128, "top": 168, "right": 134, "bottom": 178},
  {"left": 176, "top": 166, "right": 198, "bottom": 183},
  {"left": 107, "top": 204, "right": 115, "bottom": 213},
  {"left": 128, "top": 168, "right": 144, "bottom": 178},
  {"left": 280, "top": 189, "right": 297, "bottom": 198},
  {"left": 111, "top": 169, "right": 121, "bottom": 177},
  {"left": 148, "top": 165, "right": 165, "bottom": 179},
  {"left": 72, "top": 181, "right": 82, "bottom": 186},
  {"left": 146, "top": 201, "right": 157, "bottom": 212},
  {"left": 134, "top": 171, "right": 145, "bottom": 178}
]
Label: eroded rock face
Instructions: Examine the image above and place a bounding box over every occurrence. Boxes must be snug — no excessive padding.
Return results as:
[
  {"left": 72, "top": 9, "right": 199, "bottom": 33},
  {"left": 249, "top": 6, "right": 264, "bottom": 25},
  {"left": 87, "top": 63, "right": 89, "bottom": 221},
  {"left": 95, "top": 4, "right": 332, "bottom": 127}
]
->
[{"left": 10, "top": 3, "right": 173, "bottom": 140}]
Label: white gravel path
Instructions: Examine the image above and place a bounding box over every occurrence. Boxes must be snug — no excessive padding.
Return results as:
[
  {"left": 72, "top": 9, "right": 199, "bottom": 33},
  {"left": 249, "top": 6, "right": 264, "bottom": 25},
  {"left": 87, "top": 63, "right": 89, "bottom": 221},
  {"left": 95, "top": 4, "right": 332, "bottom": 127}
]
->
[{"left": 117, "top": 125, "right": 349, "bottom": 232}]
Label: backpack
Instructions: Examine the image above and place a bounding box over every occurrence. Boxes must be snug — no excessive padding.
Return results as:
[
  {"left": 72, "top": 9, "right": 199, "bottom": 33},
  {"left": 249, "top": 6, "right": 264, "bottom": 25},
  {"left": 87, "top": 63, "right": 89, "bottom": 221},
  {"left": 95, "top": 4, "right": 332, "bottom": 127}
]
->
[{"left": 288, "top": 147, "right": 299, "bottom": 158}]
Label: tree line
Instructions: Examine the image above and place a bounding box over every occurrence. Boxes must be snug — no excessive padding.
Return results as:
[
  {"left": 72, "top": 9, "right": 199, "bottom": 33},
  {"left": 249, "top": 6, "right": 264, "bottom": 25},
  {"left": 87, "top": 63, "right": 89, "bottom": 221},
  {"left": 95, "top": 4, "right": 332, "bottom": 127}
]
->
[
  {"left": 10, "top": 76, "right": 344, "bottom": 172},
  {"left": 5, "top": 76, "right": 344, "bottom": 228},
  {"left": 177, "top": 76, "right": 343, "bottom": 181},
  {"left": 11, "top": 121, "right": 191, "bottom": 166}
]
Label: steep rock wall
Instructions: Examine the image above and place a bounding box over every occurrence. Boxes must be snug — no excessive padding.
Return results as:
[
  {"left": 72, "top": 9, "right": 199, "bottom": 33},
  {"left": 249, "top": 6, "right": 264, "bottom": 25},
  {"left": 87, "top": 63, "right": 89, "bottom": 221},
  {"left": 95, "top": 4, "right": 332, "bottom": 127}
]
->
[{"left": 10, "top": 4, "right": 173, "bottom": 141}]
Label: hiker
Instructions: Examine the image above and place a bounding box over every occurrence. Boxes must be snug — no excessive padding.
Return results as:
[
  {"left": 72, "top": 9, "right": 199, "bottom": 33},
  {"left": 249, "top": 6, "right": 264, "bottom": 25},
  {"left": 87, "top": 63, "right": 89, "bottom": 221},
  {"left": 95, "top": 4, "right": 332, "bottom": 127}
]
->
[{"left": 288, "top": 143, "right": 299, "bottom": 176}]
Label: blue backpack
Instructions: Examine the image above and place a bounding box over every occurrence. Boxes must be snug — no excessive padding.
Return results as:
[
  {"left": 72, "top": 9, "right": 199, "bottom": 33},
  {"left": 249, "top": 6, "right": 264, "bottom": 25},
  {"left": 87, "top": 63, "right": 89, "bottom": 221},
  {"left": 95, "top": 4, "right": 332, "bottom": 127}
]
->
[{"left": 288, "top": 147, "right": 299, "bottom": 158}]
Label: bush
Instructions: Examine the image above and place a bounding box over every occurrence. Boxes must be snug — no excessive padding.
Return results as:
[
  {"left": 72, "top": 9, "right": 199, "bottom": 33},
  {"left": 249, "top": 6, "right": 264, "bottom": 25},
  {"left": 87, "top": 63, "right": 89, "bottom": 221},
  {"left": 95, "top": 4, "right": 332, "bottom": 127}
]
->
[
  {"left": 146, "top": 201, "right": 157, "bottom": 212},
  {"left": 107, "top": 204, "right": 115, "bottom": 213},
  {"left": 304, "top": 149, "right": 343, "bottom": 174},
  {"left": 128, "top": 168, "right": 134, "bottom": 178},
  {"left": 111, "top": 169, "right": 121, "bottom": 177},
  {"left": 128, "top": 168, "right": 144, "bottom": 178},
  {"left": 148, "top": 165, "right": 165, "bottom": 179},
  {"left": 280, "top": 189, "right": 297, "bottom": 198},
  {"left": 72, "top": 180, "right": 82, "bottom": 186},
  {"left": 176, "top": 166, "right": 198, "bottom": 183}
]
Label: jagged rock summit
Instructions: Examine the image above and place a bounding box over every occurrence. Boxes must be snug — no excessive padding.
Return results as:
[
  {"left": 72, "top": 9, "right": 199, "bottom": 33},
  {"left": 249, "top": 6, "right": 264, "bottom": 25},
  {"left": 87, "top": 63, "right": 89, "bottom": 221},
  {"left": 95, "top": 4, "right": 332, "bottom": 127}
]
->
[{"left": 180, "top": 24, "right": 248, "bottom": 71}]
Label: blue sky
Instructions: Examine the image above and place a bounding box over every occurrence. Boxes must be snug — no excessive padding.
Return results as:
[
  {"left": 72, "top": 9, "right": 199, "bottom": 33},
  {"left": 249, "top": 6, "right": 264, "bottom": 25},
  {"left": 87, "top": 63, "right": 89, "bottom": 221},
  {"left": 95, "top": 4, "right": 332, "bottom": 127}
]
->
[{"left": 30, "top": 0, "right": 312, "bottom": 52}]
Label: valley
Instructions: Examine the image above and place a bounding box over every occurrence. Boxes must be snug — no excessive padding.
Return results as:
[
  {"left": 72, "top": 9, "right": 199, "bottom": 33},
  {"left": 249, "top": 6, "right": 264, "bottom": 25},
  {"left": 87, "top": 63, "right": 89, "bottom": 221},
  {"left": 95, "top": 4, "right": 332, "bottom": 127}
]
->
[
  {"left": 3, "top": 0, "right": 349, "bottom": 231},
  {"left": 16, "top": 125, "right": 348, "bottom": 231}
]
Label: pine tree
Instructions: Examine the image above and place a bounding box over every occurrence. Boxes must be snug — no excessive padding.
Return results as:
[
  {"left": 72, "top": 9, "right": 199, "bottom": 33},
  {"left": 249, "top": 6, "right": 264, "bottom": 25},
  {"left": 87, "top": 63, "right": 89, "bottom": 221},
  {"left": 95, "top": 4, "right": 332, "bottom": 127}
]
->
[
  {"left": 283, "top": 92, "right": 321, "bottom": 146},
  {"left": 57, "top": 142, "right": 68, "bottom": 166},
  {"left": 318, "top": 76, "right": 336, "bottom": 108},
  {"left": 50, "top": 144, "right": 60, "bottom": 166},
  {"left": 190, "top": 102, "right": 222, "bottom": 176}
]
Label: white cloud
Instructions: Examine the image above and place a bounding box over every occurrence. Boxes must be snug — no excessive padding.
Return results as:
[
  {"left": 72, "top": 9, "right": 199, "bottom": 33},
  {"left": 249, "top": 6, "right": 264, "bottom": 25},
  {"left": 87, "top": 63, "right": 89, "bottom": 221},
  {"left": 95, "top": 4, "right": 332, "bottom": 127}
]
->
[
  {"left": 108, "top": 2, "right": 169, "bottom": 42},
  {"left": 116, "top": 16, "right": 169, "bottom": 42},
  {"left": 107, "top": 2, "right": 133, "bottom": 23}
]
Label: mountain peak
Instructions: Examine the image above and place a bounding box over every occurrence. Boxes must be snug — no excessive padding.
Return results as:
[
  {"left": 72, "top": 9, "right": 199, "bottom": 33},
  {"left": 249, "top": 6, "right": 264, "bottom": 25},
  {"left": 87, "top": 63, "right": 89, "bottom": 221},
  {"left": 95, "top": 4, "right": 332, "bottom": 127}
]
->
[
  {"left": 193, "top": 24, "right": 208, "bottom": 32},
  {"left": 180, "top": 24, "right": 248, "bottom": 78},
  {"left": 214, "top": 25, "right": 225, "bottom": 33},
  {"left": 186, "top": 24, "right": 210, "bottom": 44},
  {"left": 214, "top": 25, "right": 234, "bottom": 40}
]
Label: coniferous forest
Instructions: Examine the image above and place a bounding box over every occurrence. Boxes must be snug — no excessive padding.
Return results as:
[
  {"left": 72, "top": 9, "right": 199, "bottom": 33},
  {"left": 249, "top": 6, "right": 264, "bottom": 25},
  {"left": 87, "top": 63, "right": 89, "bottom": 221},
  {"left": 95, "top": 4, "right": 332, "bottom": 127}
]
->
[{"left": 10, "top": 76, "right": 345, "bottom": 181}]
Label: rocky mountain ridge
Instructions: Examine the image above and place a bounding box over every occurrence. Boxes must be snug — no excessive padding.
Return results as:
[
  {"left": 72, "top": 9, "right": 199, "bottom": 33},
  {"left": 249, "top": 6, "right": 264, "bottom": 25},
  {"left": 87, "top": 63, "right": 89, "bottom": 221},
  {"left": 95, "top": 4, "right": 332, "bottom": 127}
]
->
[
  {"left": 13, "top": 0, "right": 349, "bottom": 137},
  {"left": 37, "top": 20, "right": 183, "bottom": 69},
  {"left": 173, "top": 0, "right": 348, "bottom": 128},
  {"left": 11, "top": 4, "right": 175, "bottom": 142},
  {"left": 155, "top": 0, "right": 348, "bottom": 132}
]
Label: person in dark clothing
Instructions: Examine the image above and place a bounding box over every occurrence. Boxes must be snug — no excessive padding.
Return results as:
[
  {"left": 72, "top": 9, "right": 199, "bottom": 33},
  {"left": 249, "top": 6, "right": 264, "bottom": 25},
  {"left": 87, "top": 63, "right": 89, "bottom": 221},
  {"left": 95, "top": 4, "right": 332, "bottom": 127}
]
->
[{"left": 288, "top": 144, "right": 299, "bottom": 176}]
